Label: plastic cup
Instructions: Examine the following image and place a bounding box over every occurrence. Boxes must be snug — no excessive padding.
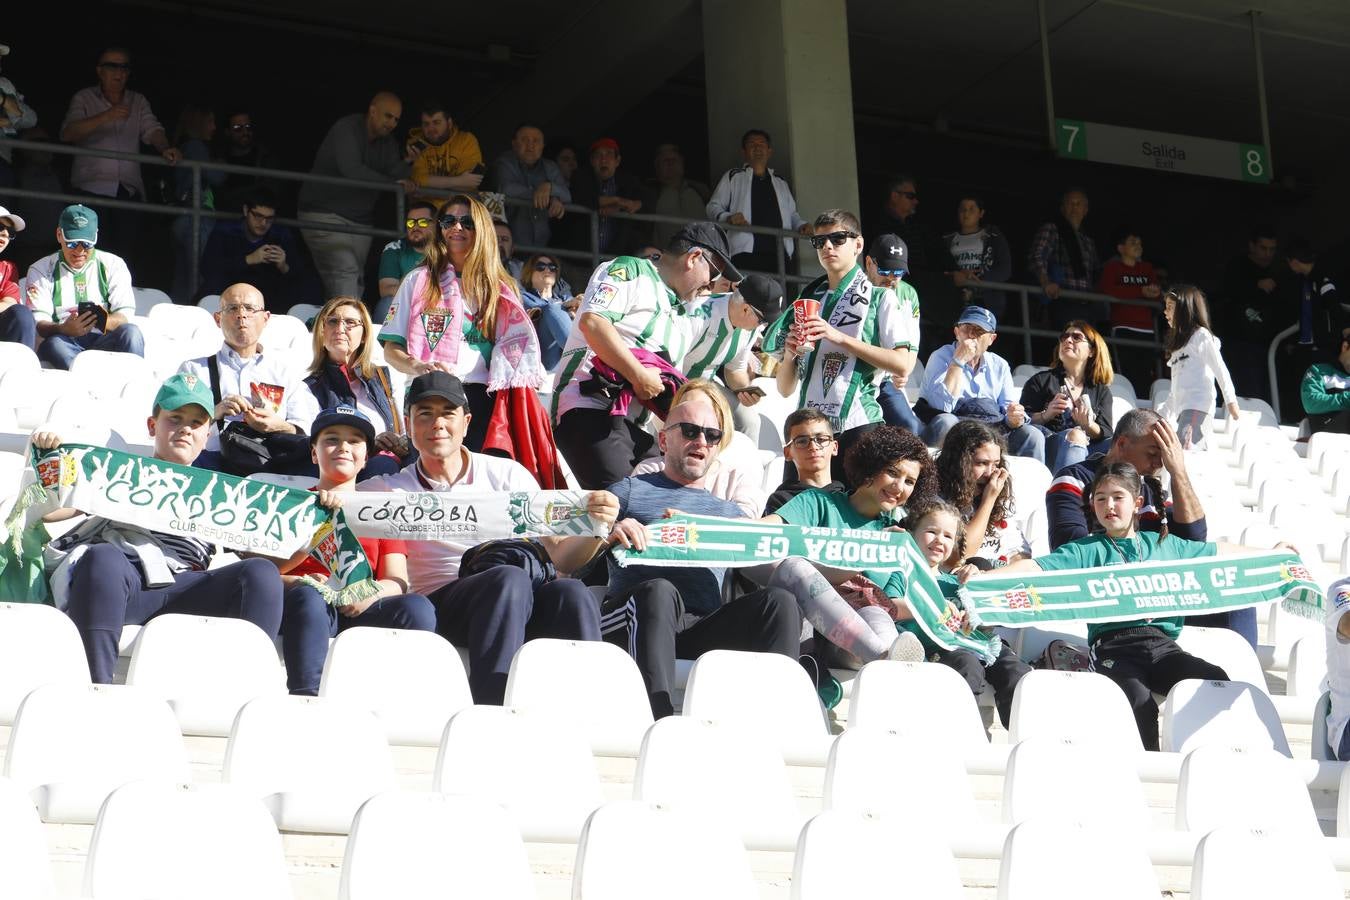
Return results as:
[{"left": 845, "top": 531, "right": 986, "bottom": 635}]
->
[{"left": 792, "top": 298, "right": 822, "bottom": 351}]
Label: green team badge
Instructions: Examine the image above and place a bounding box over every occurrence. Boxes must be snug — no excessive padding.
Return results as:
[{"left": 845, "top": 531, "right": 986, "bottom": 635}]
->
[{"left": 508, "top": 492, "right": 587, "bottom": 534}]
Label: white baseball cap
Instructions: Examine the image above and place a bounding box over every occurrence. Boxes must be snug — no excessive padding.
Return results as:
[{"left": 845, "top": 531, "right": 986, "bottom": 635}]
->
[{"left": 0, "top": 206, "right": 25, "bottom": 232}]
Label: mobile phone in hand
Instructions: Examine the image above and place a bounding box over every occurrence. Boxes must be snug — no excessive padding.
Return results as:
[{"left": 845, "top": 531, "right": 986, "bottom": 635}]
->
[
  {"left": 739, "top": 385, "right": 767, "bottom": 399},
  {"left": 75, "top": 302, "right": 108, "bottom": 331}
]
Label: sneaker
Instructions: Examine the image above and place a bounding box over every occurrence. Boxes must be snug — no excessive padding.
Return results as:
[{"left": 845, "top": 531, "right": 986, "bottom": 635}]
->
[{"left": 887, "top": 631, "right": 925, "bottom": 663}]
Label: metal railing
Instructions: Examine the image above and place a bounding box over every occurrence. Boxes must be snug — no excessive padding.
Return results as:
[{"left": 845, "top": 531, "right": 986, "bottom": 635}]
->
[
  {"left": 976, "top": 280, "right": 1166, "bottom": 367},
  {"left": 0, "top": 136, "right": 406, "bottom": 296}
]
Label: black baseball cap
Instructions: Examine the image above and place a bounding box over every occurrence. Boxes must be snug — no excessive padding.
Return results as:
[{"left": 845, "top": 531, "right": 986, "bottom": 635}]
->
[
  {"left": 404, "top": 371, "right": 469, "bottom": 414},
  {"left": 668, "top": 221, "right": 743, "bottom": 283},
  {"left": 311, "top": 404, "right": 376, "bottom": 451},
  {"left": 737, "top": 274, "right": 788, "bottom": 321},
  {"left": 870, "top": 234, "right": 909, "bottom": 274}
]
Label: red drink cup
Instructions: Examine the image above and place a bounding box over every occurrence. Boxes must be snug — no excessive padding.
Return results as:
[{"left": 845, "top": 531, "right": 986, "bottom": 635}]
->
[{"left": 793, "top": 298, "right": 821, "bottom": 351}]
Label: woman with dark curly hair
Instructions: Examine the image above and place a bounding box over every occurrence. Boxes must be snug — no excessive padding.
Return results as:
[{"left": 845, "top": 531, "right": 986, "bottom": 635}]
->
[
  {"left": 761, "top": 426, "right": 938, "bottom": 665},
  {"left": 936, "top": 420, "right": 1032, "bottom": 565}
]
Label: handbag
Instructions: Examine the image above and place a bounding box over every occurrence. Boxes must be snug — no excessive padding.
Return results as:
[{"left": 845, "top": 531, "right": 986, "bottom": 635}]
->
[
  {"left": 1036, "top": 638, "right": 1093, "bottom": 672},
  {"left": 206, "top": 356, "right": 309, "bottom": 475}
]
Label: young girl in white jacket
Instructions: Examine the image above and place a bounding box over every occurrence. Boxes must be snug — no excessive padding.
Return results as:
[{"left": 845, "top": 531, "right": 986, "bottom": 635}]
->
[{"left": 1156, "top": 284, "right": 1240, "bottom": 447}]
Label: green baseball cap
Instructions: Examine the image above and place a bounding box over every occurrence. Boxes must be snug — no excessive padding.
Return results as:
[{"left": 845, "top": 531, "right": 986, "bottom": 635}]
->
[
  {"left": 153, "top": 373, "right": 214, "bottom": 416},
  {"left": 58, "top": 204, "right": 99, "bottom": 244}
]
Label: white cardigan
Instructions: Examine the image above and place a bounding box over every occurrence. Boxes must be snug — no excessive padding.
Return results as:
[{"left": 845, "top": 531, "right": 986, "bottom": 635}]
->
[
  {"left": 1156, "top": 327, "right": 1239, "bottom": 422},
  {"left": 706, "top": 165, "right": 805, "bottom": 259}
]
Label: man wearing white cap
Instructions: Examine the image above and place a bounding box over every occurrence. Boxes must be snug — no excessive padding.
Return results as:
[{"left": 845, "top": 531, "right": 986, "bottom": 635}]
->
[{"left": 0, "top": 205, "right": 36, "bottom": 348}]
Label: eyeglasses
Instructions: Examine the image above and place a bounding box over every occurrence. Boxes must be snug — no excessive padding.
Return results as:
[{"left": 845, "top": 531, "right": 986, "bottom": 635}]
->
[
  {"left": 1060, "top": 331, "right": 1089, "bottom": 343},
  {"left": 324, "top": 315, "right": 364, "bottom": 331},
  {"left": 876, "top": 267, "right": 907, "bottom": 278},
  {"left": 229, "top": 123, "right": 255, "bottom": 132},
  {"left": 221, "top": 305, "right": 266, "bottom": 317},
  {"left": 64, "top": 240, "right": 95, "bottom": 251},
  {"left": 690, "top": 246, "right": 722, "bottom": 283},
  {"left": 98, "top": 61, "right": 131, "bottom": 71},
  {"left": 246, "top": 208, "right": 276, "bottom": 222},
  {"left": 809, "top": 231, "right": 858, "bottom": 250},
  {"left": 665, "top": 422, "right": 724, "bottom": 444},
  {"left": 405, "top": 217, "right": 434, "bottom": 229},
  {"left": 438, "top": 214, "right": 475, "bottom": 231},
  {"left": 786, "top": 434, "right": 836, "bottom": 449}
]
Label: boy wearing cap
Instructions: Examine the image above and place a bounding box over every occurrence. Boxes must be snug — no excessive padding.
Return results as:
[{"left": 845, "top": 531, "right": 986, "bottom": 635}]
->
[
  {"left": 271, "top": 405, "right": 435, "bottom": 695},
  {"left": 31, "top": 373, "right": 284, "bottom": 683},
  {"left": 681, "top": 273, "right": 785, "bottom": 442},
  {"left": 552, "top": 221, "right": 743, "bottom": 489},
  {"left": 0, "top": 204, "right": 37, "bottom": 348},
  {"left": 24, "top": 203, "right": 144, "bottom": 370},
  {"left": 863, "top": 234, "right": 923, "bottom": 434},
  {"left": 917, "top": 306, "right": 1045, "bottom": 462},
  {"left": 361, "top": 371, "right": 621, "bottom": 704},
  {"left": 777, "top": 210, "right": 920, "bottom": 483}
]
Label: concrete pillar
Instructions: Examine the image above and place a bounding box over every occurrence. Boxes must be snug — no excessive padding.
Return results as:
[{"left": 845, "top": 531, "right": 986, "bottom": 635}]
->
[{"left": 701, "top": 0, "right": 860, "bottom": 234}]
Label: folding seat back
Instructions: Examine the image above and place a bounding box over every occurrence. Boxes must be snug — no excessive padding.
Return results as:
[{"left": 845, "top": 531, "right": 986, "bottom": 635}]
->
[
  {"left": 997, "top": 818, "right": 1159, "bottom": 900},
  {"left": 1174, "top": 625, "right": 1268, "bottom": 694},
  {"left": 791, "top": 809, "right": 962, "bottom": 900},
  {"left": 0, "top": 601, "right": 91, "bottom": 724},
  {"left": 1190, "top": 825, "right": 1341, "bottom": 900},
  {"left": 1177, "top": 744, "right": 1319, "bottom": 837},
  {"left": 0, "top": 775, "right": 55, "bottom": 900},
  {"left": 1002, "top": 736, "right": 1149, "bottom": 831},
  {"left": 1008, "top": 669, "right": 1143, "bottom": 750},
  {"left": 848, "top": 660, "right": 987, "bottom": 754},
  {"left": 1161, "top": 679, "right": 1290, "bottom": 756},
  {"left": 823, "top": 727, "right": 978, "bottom": 833}
]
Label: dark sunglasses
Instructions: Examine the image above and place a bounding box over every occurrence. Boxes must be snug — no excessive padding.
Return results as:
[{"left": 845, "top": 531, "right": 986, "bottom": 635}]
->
[
  {"left": 1060, "top": 331, "right": 1089, "bottom": 343},
  {"left": 405, "top": 217, "right": 434, "bottom": 229},
  {"left": 876, "top": 267, "right": 907, "bottom": 278},
  {"left": 809, "top": 231, "right": 857, "bottom": 250},
  {"left": 65, "top": 240, "right": 95, "bottom": 251},
  {"left": 229, "top": 123, "right": 255, "bottom": 132},
  {"left": 438, "top": 214, "right": 475, "bottom": 231},
  {"left": 666, "top": 422, "right": 724, "bottom": 444},
  {"left": 533, "top": 261, "right": 559, "bottom": 272},
  {"left": 689, "top": 245, "right": 722, "bottom": 282}
]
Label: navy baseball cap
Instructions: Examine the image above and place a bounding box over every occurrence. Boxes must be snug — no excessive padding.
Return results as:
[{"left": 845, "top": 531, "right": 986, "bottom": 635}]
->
[
  {"left": 955, "top": 305, "right": 998, "bottom": 333},
  {"left": 870, "top": 234, "right": 909, "bottom": 274},
  {"left": 404, "top": 371, "right": 470, "bottom": 414},
  {"left": 311, "top": 405, "right": 376, "bottom": 450}
]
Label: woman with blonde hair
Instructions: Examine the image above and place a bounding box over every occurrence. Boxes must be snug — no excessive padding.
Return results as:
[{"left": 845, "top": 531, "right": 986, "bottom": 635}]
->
[
  {"left": 302, "top": 295, "right": 407, "bottom": 477},
  {"left": 1019, "top": 318, "right": 1116, "bottom": 471},
  {"left": 379, "top": 193, "right": 562, "bottom": 483},
  {"left": 1156, "top": 284, "right": 1240, "bottom": 448}
]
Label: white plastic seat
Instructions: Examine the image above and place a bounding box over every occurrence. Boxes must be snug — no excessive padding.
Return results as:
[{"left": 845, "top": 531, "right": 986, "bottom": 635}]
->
[
  {"left": 0, "top": 602, "right": 91, "bottom": 724},
  {"left": 1190, "top": 825, "right": 1342, "bottom": 900},
  {"left": 339, "top": 791, "right": 535, "bottom": 900},
  {"left": 1008, "top": 669, "right": 1144, "bottom": 750},
  {"left": 634, "top": 716, "right": 803, "bottom": 850},
  {"left": 0, "top": 341, "right": 41, "bottom": 389},
  {"left": 148, "top": 299, "right": 215, "bottom": 333},
  {"left": 997, "top": 818, "right": 1160, "bottom": 900},
  {"left": 1177, "top": 744, "right": 1320, "bottom": 837},
  {"left": 432, "top": 705, "right": 602, "bottom": 842},
  {"left": 83, "top": 780, "right": 292, "bottom": 900},
  {"left": 848, "top": 660, "right": 987, "bottom": 752},
  {"left": 1109, "top": 394, "right": 1134, "bottom": 428},
  {"left": 1174, "top": 625, "right": 1269, "bottom": 694},
  {"left": 681, "top": 649, "right": 831, "bottom": 765},
  {"left": 245, "top": 471, "right": 319, "bottom": 490},
  {"left": 502, "top": 638, "right": 654, "bottom": 755},
  {"left": 1287, "top": 636, "right": 1329, "bottom": 697},
  {"left": 67, "top": 349, "right": 156, "bottom": 401},
  {"left": 126, "top": 614, "right": 287, "bottom": 736},
  {"left": 132, "top": 286, "right": 172, "bottom": 316},
  {"left": 223, "top": 694, "right": 395, "bottom": 834},
  {"left": 1002, "top": 736, "right": 1149, "bottom": 830},
  {"left": 286, "top": 303, "right": 322, "bottom": 324},
  {"left": 198, "top": 293, "right": 222, "bottom": 312},
  {"left": 3, "top": 683, "right": 189, "bottom": 824},
  {"left": 1108, "top": 374, "right": 1137, "bottom": 403},
  {"left": 791, "top": 809, "right": 963, "bottom": 900},
  {"left": 263, "top": 313, "right": 313, "bottom": 351},
  {"left": 1313, "top": 691, "right": 1335, "bottom": 762},
  {"left": 319, "top": 626, "right": 471, "bottom": 746},
  {"left": 1160, "top": 678, "right": 1291, "bottom": 756},
  {"left": 0, "top": 775, "right": 55, "bottom": 900},
  {"left": 572, "top": 801, "right": 757, "bottom": 900}
]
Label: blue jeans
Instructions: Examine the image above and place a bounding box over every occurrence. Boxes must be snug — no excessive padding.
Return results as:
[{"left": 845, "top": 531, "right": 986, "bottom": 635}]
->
[
  {"left": 280, "top": 583, "right": 436, "bottom": 695},
  {"left": 1041, "top": 428, "right": 1089, "bottom": 473},
  {"left": 878, "top": 380, "right": 920, "bottom": 434},
  {"left": 0, "top": 303, "right": 36, "bottom": 349},
  {"left": 923, "top": 413, "right": 1046, "bottom": 464},
  {"left": 428, "top": 564, "right": 600, "bottom": 704},
  {"left": 65, "top": 544, "right": 283, "bottom": 684},
  {"left": 531, "top": 301, "right": 572, "bottom": 371},
  {"left": 38, "top": 323, "right": 145, "bottom": 370},
  {"left": 1189, "top": 607, "right": 1259, "bottom": 651}
]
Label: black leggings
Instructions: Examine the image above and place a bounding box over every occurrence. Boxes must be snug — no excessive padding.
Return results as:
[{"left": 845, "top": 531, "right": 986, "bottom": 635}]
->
[
  {"left": 554, "top": 408, "right": 657, "bottom": 490},
  {"left": 463, "top": 381, "right": 494, "bottom": 454}
]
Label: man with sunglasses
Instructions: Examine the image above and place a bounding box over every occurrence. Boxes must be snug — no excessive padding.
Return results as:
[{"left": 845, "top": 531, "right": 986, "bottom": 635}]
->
[
  {"left": 682, "top": 273, "right": 786, "bottom": 443},
  {"left": 552, "top": 222, "right": 743, "bottom": 489},
  {"left": 774, "top": 210, "right": 920, "bottom": 484},
  {"left": 24, "top": 204, "right": 143, "bottom": 370},
  {"left": 603, "top": 388, "right": 801, "bottom": 717},
  {"left": 375, "top": 199, "right": 438, "bottom": 323},
  {"left": 59, "top": 47, "right": 180, "bottom": 261},
  {"left": 215, "top": 109, "right": 283, "bottom": 213},
  {"left": 0, "top": 204, "right": 36, "bottom": 349},
  {"left": 200, "top": 186, "right": 317, "bottom": 311}
]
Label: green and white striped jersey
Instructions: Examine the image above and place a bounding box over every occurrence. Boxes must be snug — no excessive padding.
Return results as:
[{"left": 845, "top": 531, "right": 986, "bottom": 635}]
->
[
  {"left": 680, "top": 292, "right": 757, "bottom": 381},
  {"left": 552, "top": 256, "right": 693, "bottom": 422}
]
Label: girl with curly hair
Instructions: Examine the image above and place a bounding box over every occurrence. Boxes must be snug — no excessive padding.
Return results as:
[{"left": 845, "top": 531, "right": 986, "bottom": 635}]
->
[
  {"left": 761, "top": 426, "right": 938, "bottom": 665},
  {"left": 936, "top": 420, "right": 1032, "bottom": 566}
]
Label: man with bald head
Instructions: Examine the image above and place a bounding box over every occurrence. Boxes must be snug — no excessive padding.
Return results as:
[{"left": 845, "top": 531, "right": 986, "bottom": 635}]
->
[
  {"left": 178, "top": 282, "right": 319, "bottom": 474},
  {"left": 299, "top": 91, "right": 416, "bottom": 301},
  {"left": 601, "top": 380, "right": 801, "bottom": 717}
]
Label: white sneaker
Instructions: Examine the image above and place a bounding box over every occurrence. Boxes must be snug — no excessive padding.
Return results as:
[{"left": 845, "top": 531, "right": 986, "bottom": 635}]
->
[{"left": 887, "top": 631, "right": 925, "bottom": 663}]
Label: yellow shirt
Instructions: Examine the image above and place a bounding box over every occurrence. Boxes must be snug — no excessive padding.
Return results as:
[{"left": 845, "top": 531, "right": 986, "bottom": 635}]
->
[{"left": 408, "top": 126, "right": 484, "bottom": 185}]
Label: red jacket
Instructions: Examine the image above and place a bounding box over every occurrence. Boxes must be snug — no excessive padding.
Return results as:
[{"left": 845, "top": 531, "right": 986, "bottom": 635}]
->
[{"left": 1098, "top": 258, "right": 1158, "bottom": 331}]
